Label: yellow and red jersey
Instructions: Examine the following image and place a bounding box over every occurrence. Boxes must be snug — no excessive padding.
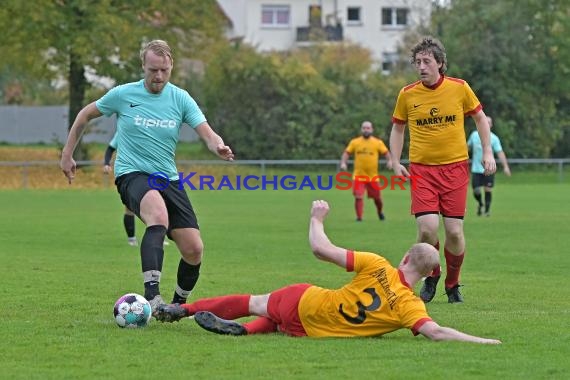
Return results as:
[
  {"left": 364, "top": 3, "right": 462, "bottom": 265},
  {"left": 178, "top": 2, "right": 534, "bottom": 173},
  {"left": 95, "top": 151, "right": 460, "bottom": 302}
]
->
[
  {"left": 298, "top": 251, "right": 431, "bottom": 337},
  {"left": 345, "top": 137, "right": 389, "bottom": 179},
  {"left": 392, "top": 75, "right": 482, "bottom": 165}
]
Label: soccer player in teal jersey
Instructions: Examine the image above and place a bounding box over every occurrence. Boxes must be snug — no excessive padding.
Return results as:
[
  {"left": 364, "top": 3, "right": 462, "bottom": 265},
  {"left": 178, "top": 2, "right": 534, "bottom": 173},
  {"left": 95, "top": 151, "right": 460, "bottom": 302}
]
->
[
  {"left": 467, "top": 116, "right": 511, "bottom": 217},
  {"left": 61, "top": 40, "right": 234, "bottom": 315}
]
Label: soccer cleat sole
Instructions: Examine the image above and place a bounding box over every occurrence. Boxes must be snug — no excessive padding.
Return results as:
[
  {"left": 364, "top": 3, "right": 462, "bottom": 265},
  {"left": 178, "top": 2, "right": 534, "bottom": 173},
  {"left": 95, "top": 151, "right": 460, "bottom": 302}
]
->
[
  {"left": 155, "top": 304, "right": 188, "bottom": 323},
  {"left": 194, "top": 311, "right": 247, "bottom": 336}
]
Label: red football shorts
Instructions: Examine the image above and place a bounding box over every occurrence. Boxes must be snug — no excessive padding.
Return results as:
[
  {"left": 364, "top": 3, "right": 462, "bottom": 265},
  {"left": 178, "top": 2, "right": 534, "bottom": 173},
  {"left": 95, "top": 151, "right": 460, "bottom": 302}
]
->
[
  {"left": 408, "top": 160, "right": 469, "bottom": 217},
  {"left": 352, "top": 179, "right": 381, "bottom": 199},
  {"left": 266, "top": 283, "right": 312, "bottom": 337}
]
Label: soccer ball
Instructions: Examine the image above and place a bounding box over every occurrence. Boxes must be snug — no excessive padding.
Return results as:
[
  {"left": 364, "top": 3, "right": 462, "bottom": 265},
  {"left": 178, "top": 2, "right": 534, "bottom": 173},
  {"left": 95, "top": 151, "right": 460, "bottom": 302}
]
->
[{"left": 113, "top": 293, "right": 152, "bottom": 328}]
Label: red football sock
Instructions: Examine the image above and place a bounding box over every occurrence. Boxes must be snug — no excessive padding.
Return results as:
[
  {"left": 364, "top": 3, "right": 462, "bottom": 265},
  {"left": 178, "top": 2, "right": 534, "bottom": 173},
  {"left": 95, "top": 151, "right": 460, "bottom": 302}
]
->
[
  {"left": 182, "top": 295, "right": 250, "bottom": 319},
  {"left": 430, "top": 241, "right": 441, "bottom": 277},
  {"left": 444, "top": 248, "right": 465, "bottom": 288},
  {"left": 355, "top": 199, "right": 363, "bottom": 219},
  {"left": 243, "top": 316, "right": 278, "bottom": 335}
]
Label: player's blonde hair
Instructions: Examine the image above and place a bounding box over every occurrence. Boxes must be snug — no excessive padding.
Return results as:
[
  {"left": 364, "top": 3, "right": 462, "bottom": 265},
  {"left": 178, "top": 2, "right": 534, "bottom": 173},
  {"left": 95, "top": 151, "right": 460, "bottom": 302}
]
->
[
  {"left": 410, "top": 36, "right": 447, "bottom": 74},
  {"left": 140, "top": 39, "right": 173, "bottom": 65},
  {"left": 406, "top": 243, "right": 440, "bottom": 277}
]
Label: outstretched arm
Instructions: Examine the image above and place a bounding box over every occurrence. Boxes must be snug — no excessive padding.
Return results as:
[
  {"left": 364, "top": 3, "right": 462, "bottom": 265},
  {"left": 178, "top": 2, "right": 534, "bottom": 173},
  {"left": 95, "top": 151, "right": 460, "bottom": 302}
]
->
[
  {"left": 418, "top": 321, "right": 501, "bottom": 344},
  {"left": 60, "top": 102, "right": 102, "bottom": 184},
  {"left": 195, "top": 122, "right": 234, "bottom": 161},
  {"left": 309, "top": 200, "right": 347, "bottom": 268}
]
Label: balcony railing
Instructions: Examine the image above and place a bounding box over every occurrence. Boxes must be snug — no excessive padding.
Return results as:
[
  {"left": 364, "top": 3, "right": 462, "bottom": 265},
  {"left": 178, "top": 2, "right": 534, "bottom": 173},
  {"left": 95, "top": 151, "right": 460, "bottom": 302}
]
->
[{"left": 296, "top": 25, "right": 343, "bottom": 42}]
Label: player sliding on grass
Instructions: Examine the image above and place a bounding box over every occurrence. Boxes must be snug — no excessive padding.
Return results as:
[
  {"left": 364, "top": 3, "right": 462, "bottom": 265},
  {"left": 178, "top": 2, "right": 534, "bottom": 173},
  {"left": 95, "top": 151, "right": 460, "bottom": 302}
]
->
[{"left": 156, "top": 200, "right": 501, "bottom": 344}]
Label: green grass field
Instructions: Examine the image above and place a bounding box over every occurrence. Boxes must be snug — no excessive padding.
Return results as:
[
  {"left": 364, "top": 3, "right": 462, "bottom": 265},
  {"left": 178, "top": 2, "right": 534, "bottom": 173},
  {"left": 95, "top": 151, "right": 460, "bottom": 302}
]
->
[{"left": 1, "top": 179, "right": 569, "bottom": 379}]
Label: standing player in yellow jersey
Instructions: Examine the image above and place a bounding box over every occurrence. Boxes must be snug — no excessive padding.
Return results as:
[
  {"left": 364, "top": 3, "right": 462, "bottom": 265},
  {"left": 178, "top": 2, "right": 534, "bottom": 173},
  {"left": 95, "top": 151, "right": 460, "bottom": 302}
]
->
[
  {"left": 154, "top": 200, "right": 500, "bottom": 344},
  {"left": 340, "top": 121, "right": 393, "bottom": 221},
  {"left": 389, "top": 37, "right": 496, "bottom": 304}
]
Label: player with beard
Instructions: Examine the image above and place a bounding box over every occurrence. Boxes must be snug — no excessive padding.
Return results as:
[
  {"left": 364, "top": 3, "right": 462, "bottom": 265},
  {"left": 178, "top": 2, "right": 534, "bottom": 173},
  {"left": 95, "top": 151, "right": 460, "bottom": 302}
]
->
[
  {"left": 340, "top": 121, "right": 392, "bottom": 221},
  {"left": 61, "top": 39, "right": 234, "bottom": 315}
]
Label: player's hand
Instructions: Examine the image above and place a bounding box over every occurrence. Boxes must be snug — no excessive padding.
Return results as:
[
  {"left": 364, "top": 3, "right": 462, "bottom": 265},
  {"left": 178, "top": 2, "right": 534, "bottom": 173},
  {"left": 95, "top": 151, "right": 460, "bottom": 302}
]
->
[
  {"left": 339, "top": 163, "right": 347, "bottom": 171},
  {"left": 393, "top": 163, "right": 410, "bottom": 177},
  {"left": 216, "top": 144, "right": 234, "bottom": 161},
  {"left": 60, "top": 156, "right": 77, "bottom": 184},
  {"left": 504, "top": 167, "right": 511, "bottom": 177},
  {"left": 482, "top": 151, "right": 497, "bottom": 176},
  {"left": 103, "top": 165, "right": 112, "bottom": 174},
  {"left": 311, "top": 200, "right": 330, "bottom": 221}
]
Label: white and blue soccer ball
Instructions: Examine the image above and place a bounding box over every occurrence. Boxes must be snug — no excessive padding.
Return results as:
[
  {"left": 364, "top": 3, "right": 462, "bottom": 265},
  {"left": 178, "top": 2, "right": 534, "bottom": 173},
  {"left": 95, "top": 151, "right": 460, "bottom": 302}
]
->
[{"left": 113, "top": 293, "right": 152, "bottom": 328}]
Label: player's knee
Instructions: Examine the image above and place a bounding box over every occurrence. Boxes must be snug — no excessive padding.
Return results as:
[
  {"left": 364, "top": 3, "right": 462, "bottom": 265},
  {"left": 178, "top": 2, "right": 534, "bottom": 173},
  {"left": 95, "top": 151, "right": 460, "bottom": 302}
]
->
[
  {"left": 445, "top": 228, "right": 464, "bottom": 245},
  {"left": 156, "top": 214, "right": 169, "bottom": 226},
  {"left": 417, "top": 229, "right": 438, "bottom": 244},
  {"left": 143, "top": 210, "right": 168, "bottom": 226},
  {"left": 180, "top": 249, "right": 202, "bottom": 264},
  {"left": 249, "top": 294, "right": 270, "bottom": 316},
  {"left": 178, "top": 237, "right": 204, "bottom": 263}
]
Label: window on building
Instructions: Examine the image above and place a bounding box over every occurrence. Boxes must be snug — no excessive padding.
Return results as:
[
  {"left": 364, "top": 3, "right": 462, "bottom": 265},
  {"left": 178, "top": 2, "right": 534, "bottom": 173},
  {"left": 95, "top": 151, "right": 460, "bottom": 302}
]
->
[
  {"left": 347, "top": 7, "right": 362, "bottom": 24},
  {"left": 261, "top": 5, "right": 290, "bottom": 28},
  {"left": 382, "top": 52, "right": 400, "bottom": 74},
  {"left": 381, "top": 7, "right": 409, "bottom": 27},
  {"left": 261, "top": 5, "right": 291, "bottom": 28}
]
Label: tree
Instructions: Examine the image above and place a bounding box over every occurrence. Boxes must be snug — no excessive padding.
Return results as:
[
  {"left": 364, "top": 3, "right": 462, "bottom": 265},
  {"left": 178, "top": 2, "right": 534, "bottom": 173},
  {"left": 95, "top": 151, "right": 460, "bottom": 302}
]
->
[
  {"left": 430, "top": 0, "right": 570, "bottom": 157},
  {"left": 202, "top": 42, "right": 399, "bottom": 159},
  {"left": 0, "top": 0, "right": 226, "bottom": 158},
  {"left": 202, "top": 44, "right": 339, "bottom": 159}
]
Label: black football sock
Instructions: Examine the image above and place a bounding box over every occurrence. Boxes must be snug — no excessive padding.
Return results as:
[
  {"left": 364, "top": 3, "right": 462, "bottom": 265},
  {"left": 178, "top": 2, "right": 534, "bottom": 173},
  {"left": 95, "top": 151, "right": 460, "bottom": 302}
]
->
[
  {"left": 474, "top": 191, "right": 483, "bottom": 207},
  {"left": 172, "top": 260, "right": 201, "bottom": 304},
  {"left": 484, "top": 192, "right": 492, "bottom": 213},
  {"left": 141, "top": 225, "right": 167, "bottom": 300},
  {"left": 124, "top": 214, "right": 135, "bottom": 238}
]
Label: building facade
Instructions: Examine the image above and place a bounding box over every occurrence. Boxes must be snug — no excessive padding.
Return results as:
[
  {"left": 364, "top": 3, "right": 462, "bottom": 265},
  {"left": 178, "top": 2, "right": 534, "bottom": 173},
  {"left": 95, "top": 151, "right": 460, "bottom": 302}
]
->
[{"left": 217, "top": 0, "right": 431, "bottom": 71}]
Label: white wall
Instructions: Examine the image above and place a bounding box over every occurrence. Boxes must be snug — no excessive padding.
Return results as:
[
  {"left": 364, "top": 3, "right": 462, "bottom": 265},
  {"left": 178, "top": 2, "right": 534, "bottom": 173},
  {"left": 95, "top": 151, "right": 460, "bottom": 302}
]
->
[
  {"left": 217, "top": 0, "right": 431, "bottom": 65},
  {"left": 340, "top": 0, "right": 431, "bottom": 61},
  {"left": 0, "top": 106, "right": 198, "bottom": 144}
]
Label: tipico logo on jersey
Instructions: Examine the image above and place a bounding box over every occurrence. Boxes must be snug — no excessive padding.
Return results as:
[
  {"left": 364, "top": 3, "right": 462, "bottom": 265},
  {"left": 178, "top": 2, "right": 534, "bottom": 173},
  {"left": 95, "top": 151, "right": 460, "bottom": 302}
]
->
[
  {"left": 134, "top": 115, "right": 178, "bottom": 129},
  {"left": 146, "top": 171, "right": 421, "bottom": 191}
]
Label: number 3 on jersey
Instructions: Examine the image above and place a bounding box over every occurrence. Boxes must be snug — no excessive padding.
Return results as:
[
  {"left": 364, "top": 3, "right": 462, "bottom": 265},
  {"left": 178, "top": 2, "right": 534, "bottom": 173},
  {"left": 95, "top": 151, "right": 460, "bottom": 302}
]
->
[{"left": 338, "top": 288, "right": 381, "bottom": 324}]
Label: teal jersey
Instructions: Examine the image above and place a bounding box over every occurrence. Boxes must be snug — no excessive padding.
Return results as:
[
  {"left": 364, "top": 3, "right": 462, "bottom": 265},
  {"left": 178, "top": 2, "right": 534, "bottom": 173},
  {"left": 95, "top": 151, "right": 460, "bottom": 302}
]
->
[
  {"left": 96, "top": 79, "right": 206, "bottom": 180},
  {"left": 467, "top": 131, "right": 503, "bottom": 174}
]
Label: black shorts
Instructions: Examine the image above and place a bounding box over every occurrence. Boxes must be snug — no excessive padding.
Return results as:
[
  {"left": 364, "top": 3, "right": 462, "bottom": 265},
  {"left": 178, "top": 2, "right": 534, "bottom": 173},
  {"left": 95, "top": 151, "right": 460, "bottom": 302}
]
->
[
  {"left": 115, "top": 172, "right": 199, "bottom": 231},
  {"left": 471, "top": 173, "right": 495, "bottom": 189}
]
